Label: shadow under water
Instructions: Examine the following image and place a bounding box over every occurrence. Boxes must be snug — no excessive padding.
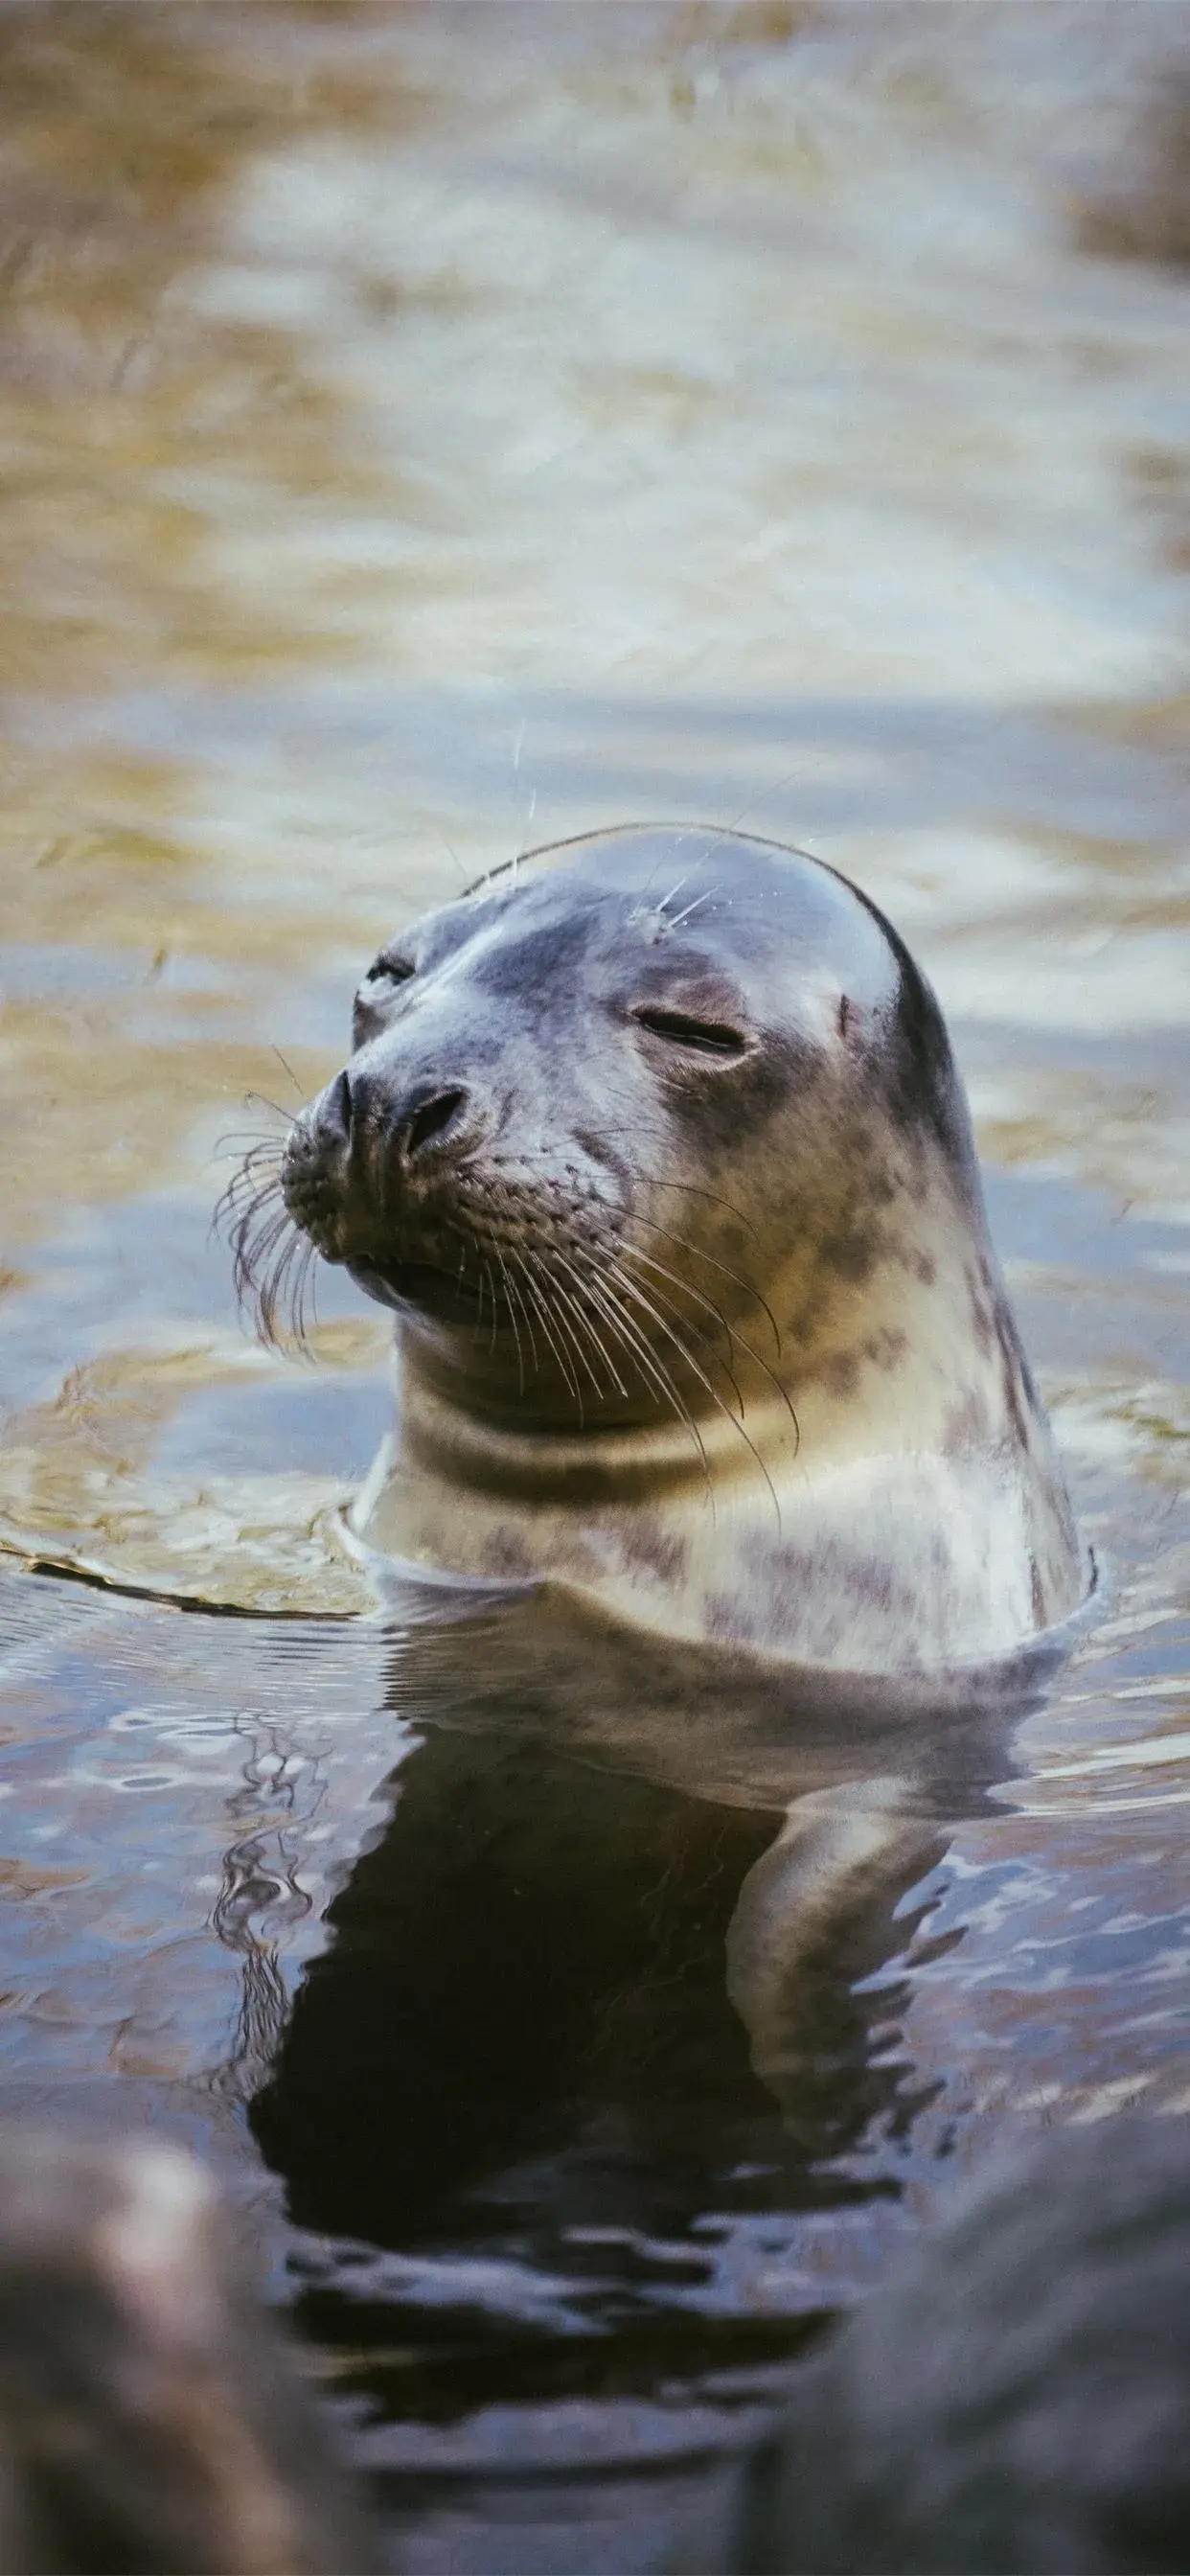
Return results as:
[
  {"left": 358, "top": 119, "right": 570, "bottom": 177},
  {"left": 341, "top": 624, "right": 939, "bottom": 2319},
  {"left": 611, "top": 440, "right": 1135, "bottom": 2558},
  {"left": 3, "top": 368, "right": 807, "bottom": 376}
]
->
[
  {"left": 240, "top": 1565, "right": 1068, "bottom": 2432},
  {"left": 256, "top": 1723, "right": 913, "bottom": 2273}
]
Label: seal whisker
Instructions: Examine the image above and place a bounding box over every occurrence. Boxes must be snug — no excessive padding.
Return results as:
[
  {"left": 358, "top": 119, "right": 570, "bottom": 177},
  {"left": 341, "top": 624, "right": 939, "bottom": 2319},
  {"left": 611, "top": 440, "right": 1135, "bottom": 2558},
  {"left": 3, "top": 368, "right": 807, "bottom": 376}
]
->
[
  {"left": 214, "top": 1151, "right": 318, "bottom": 1351},
  {"left": 549, "top": 1251, "right": 630, "bottom": 1402},
  {"left": 529, "top": 1261, "right": 600, "bottom": 1402},
  {"left": 575, "top": 1257, "right": 717, "bottom": 1513},
  {"left": 570, "top": 1260, "right": 671, "bottom": 1416},
  {"left": 546, "top": 1269, "right": 609, "bottom": 1407},
  {"left": 600, "top": 1252, "right": 782, "bottom": 1528},
  {"left": 260, "top": 1228, "right": 309, "bottom": 1349},
  {"left": 291, "top": 1237, "right": 321, "bottom": 1349},
  {"left": 243, "top": 1090, "right": 299, "bottom": 1126},
  {"left": 526, "top": 1270, "right": 584, "bottom": 1414},
  {"left": 235, "top": 1199, "right": 290, "bottom": 1272},
  {"left": 270, "top": 1044, "right": 304, "bottom": 1098},
  {"left": 652, "top": 872, "right": 693, "bottom": 919},
  {"left": 254, "top": 1240, "right": 294, "bottom": 1347},
  {"left": 275, "top": 1236, "right": 310, "bottom": 1352},
  {"left": 624, "top": 1236, "right": 798, "bottom": 1445},
  {"left": 499, "top": 1249, "right": 541, "bottom": 1380},
  {"left": 226, "top": 1193, "right": 287, "bottom": 1294},
  {"left": 623, "top": 1171, "right": 766, "bottom": 1251},
  {"left": 216, "top": 1179, "right": 286, "bottom": 1250},
  {"left": 290, "top": 1240, "right": 321, "bottom": 1348},
  {"left": 211, "top": 1148, "right": 283, "bottom": 1226},
  {"left": 625, "top": 848, "right": 675, "bottom": 922},
  {"left": 614, "top": 1263, "right": 780, "bottom": 1527},
  {"left": 288, "top": 1243, "right": 310, "bottom": 1345},
  {"left": 213, "top": 1129, "right": 285, "bottom": 1165},
  {"left": 543, "top": 1259, "right": 606, "bottom": 1417},
  {"left": 476, "top": 1255, "right": 499, "bottom": 1352},
  {"left": 663, "top": 887, "right": 719, "bottom": 932},
  {"left": 618, "top": 1242, "right": 747, "bottom": 1420},
  {"left": 518, "top": 1248, "right": 592, "bottom": 1413},
  {"left": 217, "top": 1163, "right": 282, "bottom": 1212},
  {"left": 492, "top": 1245, "right": 527, "bottom": 1395},
  {"left": 627, "top": 1211, "right": 783, "bottom": 1357},
  {"left": 603, "top": 1249, "right": 741, "bottom": 1427},
  {"left": 445, "top": 1221, "right": 485, "bottom": 1322}
]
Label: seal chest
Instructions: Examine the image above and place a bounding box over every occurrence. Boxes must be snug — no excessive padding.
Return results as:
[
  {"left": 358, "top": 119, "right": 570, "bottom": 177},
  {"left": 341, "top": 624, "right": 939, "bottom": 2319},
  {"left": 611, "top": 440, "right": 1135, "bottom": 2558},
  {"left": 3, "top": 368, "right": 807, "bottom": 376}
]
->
[{"left": 240, "top": 826, "right": 1084, "bottom": 1674}]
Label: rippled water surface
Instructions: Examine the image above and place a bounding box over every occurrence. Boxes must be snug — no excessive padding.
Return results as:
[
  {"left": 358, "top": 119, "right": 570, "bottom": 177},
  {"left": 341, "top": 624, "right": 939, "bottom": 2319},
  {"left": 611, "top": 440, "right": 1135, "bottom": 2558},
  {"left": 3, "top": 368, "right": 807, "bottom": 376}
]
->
[{"left": 1, "top": 7, "right": 1188, "bottom": 2567}]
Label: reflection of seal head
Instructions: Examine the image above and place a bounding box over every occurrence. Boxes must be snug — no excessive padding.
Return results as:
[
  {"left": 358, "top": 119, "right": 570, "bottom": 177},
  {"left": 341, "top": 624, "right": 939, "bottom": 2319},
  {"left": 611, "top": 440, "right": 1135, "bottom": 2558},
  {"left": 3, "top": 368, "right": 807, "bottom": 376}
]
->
[{"left": 263, "top": 826, "right": 1083, "bottom": 1671}]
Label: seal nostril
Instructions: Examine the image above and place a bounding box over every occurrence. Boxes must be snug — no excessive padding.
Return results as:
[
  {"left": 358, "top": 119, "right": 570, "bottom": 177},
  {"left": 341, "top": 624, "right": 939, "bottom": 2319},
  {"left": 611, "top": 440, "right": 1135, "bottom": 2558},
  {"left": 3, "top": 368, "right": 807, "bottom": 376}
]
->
[
  {"left": 329, "top": 1069, "right": 355, "bottom": 1140},
  {"left": 403, "top": 1086, "right": 468, "bottom": 1162}
]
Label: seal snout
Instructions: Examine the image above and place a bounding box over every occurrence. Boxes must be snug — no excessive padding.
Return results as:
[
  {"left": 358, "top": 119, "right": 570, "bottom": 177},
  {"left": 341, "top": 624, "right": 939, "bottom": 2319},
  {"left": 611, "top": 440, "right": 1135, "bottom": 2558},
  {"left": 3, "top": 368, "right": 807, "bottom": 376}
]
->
[
  {"left": 280, "top": 1056, "right": 484, "bottom": 1281},
  {"left": 314, "top": 1063, "right": 474, "bottom": 1170}
]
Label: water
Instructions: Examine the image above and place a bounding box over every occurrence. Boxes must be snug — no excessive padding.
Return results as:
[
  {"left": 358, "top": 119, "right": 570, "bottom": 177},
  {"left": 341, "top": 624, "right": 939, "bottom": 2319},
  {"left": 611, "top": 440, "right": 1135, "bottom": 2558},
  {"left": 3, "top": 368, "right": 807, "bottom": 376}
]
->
[{"left": 0, "top": 6, "right": 1188, "bottom": 2566}]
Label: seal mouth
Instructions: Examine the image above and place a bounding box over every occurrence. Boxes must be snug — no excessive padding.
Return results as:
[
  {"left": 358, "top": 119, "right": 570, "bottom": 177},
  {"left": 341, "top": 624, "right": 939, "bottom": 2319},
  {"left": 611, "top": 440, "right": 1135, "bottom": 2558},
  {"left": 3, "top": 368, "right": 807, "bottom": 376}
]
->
[{"left": 346, "top": 1253, "right": 499, "bottom": 1324}]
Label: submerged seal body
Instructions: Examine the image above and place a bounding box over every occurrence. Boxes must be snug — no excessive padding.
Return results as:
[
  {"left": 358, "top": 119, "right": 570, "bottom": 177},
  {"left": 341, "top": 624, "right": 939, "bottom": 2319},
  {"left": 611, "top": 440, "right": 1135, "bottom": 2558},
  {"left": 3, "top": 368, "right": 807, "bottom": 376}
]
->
[{"left": 263, "top": 826, "right": 1082, "bottom": 1674}]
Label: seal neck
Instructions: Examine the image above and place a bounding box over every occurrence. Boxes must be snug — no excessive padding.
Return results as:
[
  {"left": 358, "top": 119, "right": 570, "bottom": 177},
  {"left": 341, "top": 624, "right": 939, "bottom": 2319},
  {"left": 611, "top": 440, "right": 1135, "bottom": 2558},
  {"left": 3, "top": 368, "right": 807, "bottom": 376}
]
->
[{"left": 393, "top": 1346, "right": 798, "bottom": 1506}]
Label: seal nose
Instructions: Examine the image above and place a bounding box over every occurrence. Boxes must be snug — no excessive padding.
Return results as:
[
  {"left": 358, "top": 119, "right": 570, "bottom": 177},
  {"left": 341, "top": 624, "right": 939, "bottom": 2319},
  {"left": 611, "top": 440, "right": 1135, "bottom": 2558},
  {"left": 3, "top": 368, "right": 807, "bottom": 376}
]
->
[
  {"left": 315, "top": 1067, "right": 472, "bottom": 1170},
  {"left": 322, "top": 1068, "right": 355, "bottom": 1145},
  {"left": 400, "top": 1084, "right": 469, "bottom": 1164}
]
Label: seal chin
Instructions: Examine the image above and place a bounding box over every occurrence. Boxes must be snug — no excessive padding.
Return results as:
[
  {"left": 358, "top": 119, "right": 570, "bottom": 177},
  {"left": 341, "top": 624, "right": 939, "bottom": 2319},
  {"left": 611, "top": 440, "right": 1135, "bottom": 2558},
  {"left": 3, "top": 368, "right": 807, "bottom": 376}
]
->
[
  {"left": 346, "top": 1253, "right": 484, "bottom": 1324},
  {"left": 345, "top": 1255, "right": 411, "bottom": 1313}
]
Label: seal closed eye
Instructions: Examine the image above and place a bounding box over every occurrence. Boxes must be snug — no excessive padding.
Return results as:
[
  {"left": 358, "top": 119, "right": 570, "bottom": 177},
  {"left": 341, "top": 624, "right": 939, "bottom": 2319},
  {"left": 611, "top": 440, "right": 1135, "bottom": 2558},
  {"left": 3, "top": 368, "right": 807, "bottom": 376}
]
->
[{"left": 240, "top": 825, "right": 1085, "bottom": 1676}]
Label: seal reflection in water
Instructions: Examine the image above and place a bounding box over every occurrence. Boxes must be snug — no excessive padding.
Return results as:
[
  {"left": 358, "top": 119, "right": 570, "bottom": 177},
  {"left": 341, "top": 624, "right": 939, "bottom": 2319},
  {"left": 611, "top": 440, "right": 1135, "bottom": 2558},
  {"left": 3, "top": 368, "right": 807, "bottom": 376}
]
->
[{"left": 229, "top": 827, "right": 1087, "bottom": 2102}]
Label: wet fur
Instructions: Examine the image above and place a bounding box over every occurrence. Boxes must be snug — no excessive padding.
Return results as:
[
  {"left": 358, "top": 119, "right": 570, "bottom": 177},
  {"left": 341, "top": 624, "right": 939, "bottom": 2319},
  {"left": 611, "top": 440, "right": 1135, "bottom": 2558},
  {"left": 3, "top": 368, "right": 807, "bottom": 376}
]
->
[{"left": 220, "top": 825, "right": 1083, "bottom": 1676}]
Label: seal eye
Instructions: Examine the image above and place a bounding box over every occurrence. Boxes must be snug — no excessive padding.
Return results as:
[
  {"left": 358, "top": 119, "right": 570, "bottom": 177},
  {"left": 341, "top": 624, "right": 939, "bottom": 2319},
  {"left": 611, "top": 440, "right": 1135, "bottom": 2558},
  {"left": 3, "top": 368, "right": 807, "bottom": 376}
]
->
[
  {"left": 354, "top": 952, "right": 416, "bottom": 1044},
  {"left": 633, "top": 1006, "right": 749, "bottom": 1060}
]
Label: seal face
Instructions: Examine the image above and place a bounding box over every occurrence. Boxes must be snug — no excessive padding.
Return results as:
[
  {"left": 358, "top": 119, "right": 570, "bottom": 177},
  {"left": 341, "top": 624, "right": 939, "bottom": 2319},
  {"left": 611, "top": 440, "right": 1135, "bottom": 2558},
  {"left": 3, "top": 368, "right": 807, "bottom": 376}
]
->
[{"left": 239, "top": 826, "right": 1084, "bottom": 1672}]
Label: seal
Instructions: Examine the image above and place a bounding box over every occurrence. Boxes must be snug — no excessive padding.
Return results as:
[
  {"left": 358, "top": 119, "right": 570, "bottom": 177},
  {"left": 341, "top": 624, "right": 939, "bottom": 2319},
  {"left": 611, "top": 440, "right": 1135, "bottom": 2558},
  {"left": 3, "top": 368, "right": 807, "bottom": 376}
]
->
[
  {"left": 233, "top": 825, "right": 1084, "bottom": 1675},
  {"left": 226, "top": 824, "right": 1089, "bottom": 2133}
]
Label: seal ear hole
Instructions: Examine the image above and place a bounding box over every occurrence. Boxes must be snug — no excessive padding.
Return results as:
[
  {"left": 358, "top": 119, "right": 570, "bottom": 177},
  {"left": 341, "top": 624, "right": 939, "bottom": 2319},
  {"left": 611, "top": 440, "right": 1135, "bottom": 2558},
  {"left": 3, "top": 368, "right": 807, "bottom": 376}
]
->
[{"left": 632, "top": 1006, "right": 749, "bottom": 1060}]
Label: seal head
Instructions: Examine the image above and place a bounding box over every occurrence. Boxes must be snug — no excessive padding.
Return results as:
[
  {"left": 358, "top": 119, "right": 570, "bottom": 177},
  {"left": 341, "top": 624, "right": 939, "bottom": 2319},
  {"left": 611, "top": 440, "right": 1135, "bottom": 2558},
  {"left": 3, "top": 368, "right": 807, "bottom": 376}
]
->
[{"left": 256, "top": 827, "right": 1083, "bottom": 1671}]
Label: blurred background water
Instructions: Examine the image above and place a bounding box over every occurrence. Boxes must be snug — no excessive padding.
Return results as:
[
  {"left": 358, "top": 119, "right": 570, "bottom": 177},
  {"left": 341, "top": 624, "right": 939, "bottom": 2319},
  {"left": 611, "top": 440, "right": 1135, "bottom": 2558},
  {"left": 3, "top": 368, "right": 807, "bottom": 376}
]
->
[{"left": 0, "top": 6, "right": 1188, "bottom": 2567}]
